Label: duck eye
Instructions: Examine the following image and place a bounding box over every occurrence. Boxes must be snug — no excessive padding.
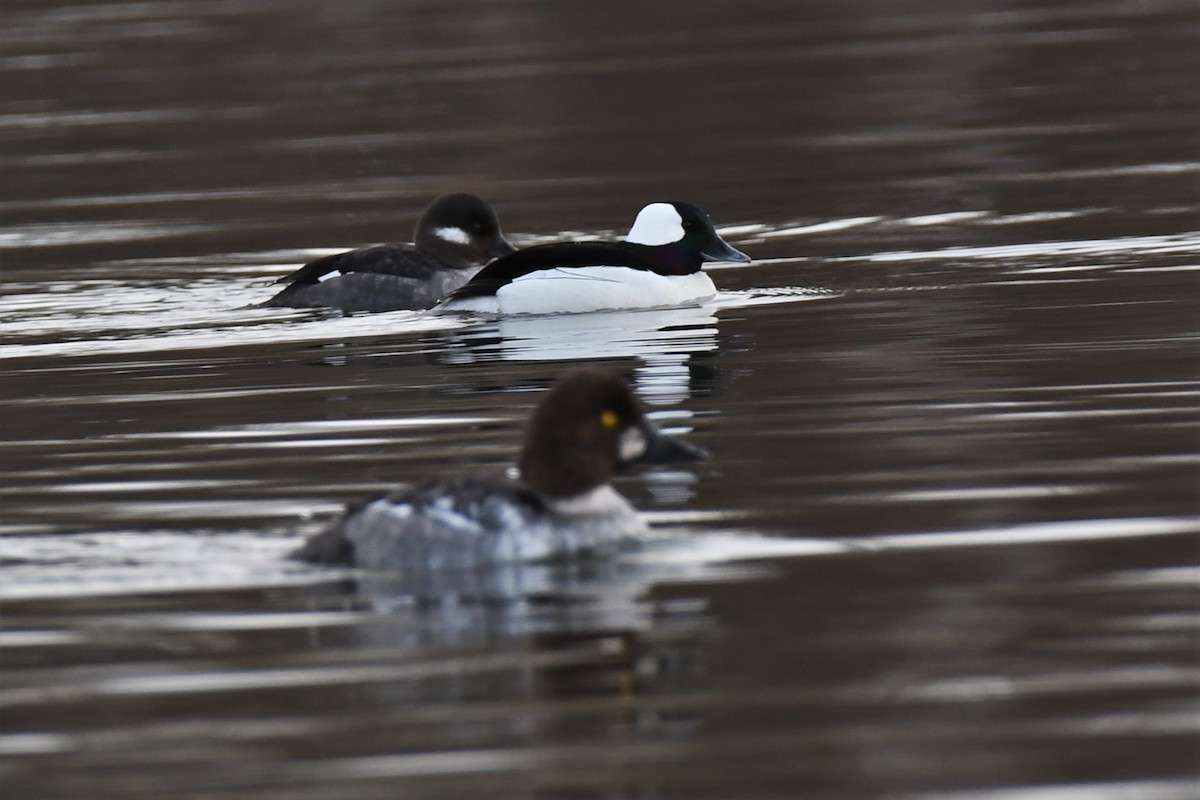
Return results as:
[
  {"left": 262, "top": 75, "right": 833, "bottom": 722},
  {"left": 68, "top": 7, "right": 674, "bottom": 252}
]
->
[{"left": 600, "top": 410, "right": 621, "bottom": 429}]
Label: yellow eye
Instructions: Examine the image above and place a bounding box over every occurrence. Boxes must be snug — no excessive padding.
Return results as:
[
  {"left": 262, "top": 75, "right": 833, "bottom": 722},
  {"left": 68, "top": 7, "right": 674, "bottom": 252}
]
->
[{"left": 600, "top": 410, "right": 620, "bottom": 429}]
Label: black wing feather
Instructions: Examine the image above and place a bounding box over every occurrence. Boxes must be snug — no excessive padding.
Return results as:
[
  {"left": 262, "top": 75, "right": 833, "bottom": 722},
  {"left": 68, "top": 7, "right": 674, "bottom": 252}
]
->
[
  {"left": 445, "top": 242, "right": 653, "bottom": 300},
  {"left": 276, "top": 243, "right": 442, "bottom": 286}
]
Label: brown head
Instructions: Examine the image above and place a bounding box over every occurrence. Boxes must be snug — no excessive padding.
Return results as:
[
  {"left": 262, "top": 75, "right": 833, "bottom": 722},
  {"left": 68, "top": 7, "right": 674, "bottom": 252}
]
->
[{"left": 517, "top": 368, "right": 707, "bottom": 500}]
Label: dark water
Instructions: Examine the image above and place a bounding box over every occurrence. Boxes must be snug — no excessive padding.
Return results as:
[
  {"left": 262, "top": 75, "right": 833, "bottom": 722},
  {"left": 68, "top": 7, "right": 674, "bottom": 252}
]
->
[{"left": 2, "top": 1, "right": 1199, "bottom": 797}]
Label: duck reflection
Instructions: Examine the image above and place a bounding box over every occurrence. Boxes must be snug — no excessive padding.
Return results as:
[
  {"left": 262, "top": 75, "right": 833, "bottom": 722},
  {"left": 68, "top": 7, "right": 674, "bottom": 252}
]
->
[
  {"left": 314, "top": 534, "right": 769, "bottom": 645},
  {"left": 357, "top": 559, "right": 680, "bottom": 641},
  {"left": 431, "top": 305, "right": 720, "bottom": 406},
  {"left": 305, "top": 544, "right": 765, "bottom": 714}
]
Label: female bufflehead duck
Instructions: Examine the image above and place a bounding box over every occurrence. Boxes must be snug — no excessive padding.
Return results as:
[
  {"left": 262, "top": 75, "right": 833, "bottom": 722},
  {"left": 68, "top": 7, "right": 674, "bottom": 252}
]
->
[
  {"left": 436, "top": 202, "right": 750, "bottom": 315},
  {"left": 263, "top": 193, "right": 515, "bottom": 312},
  {"left": 294, "top": 368, "right": 706, "bottom": 571}
]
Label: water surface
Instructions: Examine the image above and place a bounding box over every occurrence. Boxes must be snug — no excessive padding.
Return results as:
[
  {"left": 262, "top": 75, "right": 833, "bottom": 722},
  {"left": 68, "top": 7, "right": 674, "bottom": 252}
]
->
[{"left": 2, "top": 1, "right": 1198, "bottom": 798}]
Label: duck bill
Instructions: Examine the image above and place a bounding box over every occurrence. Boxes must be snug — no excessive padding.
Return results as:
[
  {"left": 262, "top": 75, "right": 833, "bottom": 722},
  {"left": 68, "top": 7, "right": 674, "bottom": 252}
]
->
[
  {"left": 487, "top": 236, "right": 517, "bottom": 259},
  {"left": 700, "top": 235, "right": 751, "bottom": 264},
  {"left": 630, "top": 424, "right": 709, "bottom": 464}
]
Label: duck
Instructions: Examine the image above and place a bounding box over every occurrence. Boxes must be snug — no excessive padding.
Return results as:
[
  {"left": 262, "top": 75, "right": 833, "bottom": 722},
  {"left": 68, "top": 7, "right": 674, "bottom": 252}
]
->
[
  {"left": 435, "top": 201, "right": 749, "bottom": 315},
  {"left": 263, "top": 193, "right": 515, "bottom": 312},
  {"left": 293, "top": 368, "right": 707, "bottom": 571}
]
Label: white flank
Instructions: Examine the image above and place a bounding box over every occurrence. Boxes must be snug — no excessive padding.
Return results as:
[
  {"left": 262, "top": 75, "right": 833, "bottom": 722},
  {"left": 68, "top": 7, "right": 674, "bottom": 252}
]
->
[
  {"left": 494, "top": 267, "right": 715, "bottom": 314},
  {"left": 434, "top": 226, "right": 471, "bottom": 245},
  {"left": 317, "top": 269, "right": 342, "bottom": 283},
  {"left": 625, "top": 203, "right": 685, "bottom": 245}
]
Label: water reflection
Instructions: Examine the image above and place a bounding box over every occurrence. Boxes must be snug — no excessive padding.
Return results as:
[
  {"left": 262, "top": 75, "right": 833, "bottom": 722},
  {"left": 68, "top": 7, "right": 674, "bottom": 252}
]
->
[
  {"left": 433, "top": 305, "right": 720, "bottom": 405},
  {"left": 342, "top": 558, "right": 719, "bottom": 646}
]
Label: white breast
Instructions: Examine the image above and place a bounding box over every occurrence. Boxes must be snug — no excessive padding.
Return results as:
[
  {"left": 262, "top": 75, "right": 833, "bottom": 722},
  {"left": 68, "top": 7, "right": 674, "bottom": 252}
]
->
[{"left": 493, "top": 266, "right": 716, "bottom": 315}]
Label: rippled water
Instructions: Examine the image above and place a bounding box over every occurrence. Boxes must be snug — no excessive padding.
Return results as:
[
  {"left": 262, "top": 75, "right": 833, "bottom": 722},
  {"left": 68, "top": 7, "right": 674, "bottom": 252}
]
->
[{"left": 2, "top": 1, "right": 1198, "bottom": 798}]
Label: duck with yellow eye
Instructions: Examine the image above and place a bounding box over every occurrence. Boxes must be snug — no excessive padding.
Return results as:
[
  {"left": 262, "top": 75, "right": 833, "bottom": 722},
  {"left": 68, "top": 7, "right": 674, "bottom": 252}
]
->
[{"left": 295, "top": 368, "right": 707, "bottom": 572}]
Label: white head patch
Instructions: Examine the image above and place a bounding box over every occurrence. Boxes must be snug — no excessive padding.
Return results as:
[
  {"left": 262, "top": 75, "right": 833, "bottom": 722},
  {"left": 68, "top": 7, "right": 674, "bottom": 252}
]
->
[
  {"left": 625, "top": 203, "right": 685, "bottom": 246},
  {"left": 618, "top": 426, "right": 648, "bottom": 462},
  {"left": 434, "top": 226, "right": 471, "bottom": 245}
]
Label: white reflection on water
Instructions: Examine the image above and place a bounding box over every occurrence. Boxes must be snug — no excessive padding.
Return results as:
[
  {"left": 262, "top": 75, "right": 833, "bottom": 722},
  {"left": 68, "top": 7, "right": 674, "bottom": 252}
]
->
[
  {"left": 0, "top": 284, "right": 459, "bottom": 360},
  {"left": 3, "top": 515, "right": 1195, "bottom": 603},
  {"left": 754, "top": 215, "right": 884, "bottom": 239},
  {"left": 915, "top": 778, "right": 1199, "bottom": 800},
  {"left": 894, "top": 665, "right": 1200, "bottom": 703},
  {"left": 434, "top": 291, "right": 827, "bottom": 404},
  {"left": 0, "top": 531, "right": 314, "bottom": 600},
  {"left": 10, "top": 500, "right": 341, "bottom": 528},
  {"left": 437, "top": 305, "right": 719, "bottom": 405},
  {"left": 287, "top": 748, "right": 541, "bottom": 782},
  {"left": 100, "top": 416, "right": 495, "bottom": 440},
  {"left": 0, "top": 221, "right": 217, "bottom": 247},
  {"left": 42, "top": 479, "right": 262, "bottom": 493},
  {"left": 1085, "top": 566, "right": 1200, "bottom": 589},
  {"left": 991, "top": 160, "right": 1200, "bottom": 182},
  {"left": 901, "top": 211, "right": 990, "bottom": 226},
  {"left": 885, "top": 484, "right": 1105, "bottom": 502},
  {"left": 863, "top": 232, "right": 1200, "bottom": 263}
]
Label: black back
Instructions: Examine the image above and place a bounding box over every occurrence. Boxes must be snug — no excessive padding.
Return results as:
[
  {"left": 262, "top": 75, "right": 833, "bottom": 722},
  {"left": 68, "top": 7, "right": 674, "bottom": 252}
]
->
[
  {"left": 443, "top": 239, "right": 711, "bottom": 301},
  {"left": 273, "top": 243, "right": 443, "bottom": 287}
]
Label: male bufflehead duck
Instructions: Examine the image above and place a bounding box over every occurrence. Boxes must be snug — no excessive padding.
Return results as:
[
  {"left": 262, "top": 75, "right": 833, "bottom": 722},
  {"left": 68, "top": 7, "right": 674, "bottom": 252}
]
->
[
  {"left": 263, "top": 193, "right": 515, "bottom": 312},
  {"left": 294, "top": 368, "right": 706, "bottom": 571},
  {"left": 436, "top": 202, "right": 750, "bottom": 315}
]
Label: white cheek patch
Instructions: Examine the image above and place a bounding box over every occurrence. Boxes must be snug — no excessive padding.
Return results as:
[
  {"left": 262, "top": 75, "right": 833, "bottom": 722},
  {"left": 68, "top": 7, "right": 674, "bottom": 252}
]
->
[
  {"left": 317, "top": 269, "right": 343, "bottom": 283},
  {"left": 625, "top": 203, "right": 685, "bottom": 246},
  {"left": 435, "top": 226, "right": 472, "bottom": 245},
  {"left": 618, "top": 427, "right": 648, "bottom": 462}
]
